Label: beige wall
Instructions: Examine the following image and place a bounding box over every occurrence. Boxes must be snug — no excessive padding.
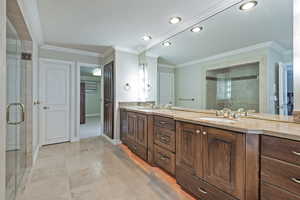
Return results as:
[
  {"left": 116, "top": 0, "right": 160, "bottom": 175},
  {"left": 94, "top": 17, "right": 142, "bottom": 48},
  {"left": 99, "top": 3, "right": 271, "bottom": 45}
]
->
[
  {"left": 0, "top": 0, "right": 6, "bottom": 199},
  {"left": 294, "top": 0, "right": 300, "bottom": 111}
]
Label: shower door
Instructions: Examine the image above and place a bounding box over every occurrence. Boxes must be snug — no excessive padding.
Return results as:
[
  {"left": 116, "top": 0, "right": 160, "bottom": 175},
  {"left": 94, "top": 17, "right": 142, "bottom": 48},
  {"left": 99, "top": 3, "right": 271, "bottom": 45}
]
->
[{"left": 6, "top": 20, "right": 27, "bottom": 200}]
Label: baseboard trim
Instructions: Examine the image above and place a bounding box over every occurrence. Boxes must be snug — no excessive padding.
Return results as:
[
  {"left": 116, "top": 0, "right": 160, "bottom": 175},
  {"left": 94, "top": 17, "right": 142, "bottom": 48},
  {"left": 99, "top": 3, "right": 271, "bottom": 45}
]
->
[
  {"left": 86, "top": 113, "right": 100, "bottom": 117},
  {"left": 33, "top": 145, "right": 40, "bottom": 164},
  {"left": 71, "top": 137, "right": 80, "bottom": 142},
  {"left": 102, "top": 134, "right": 121, "bottom": 145}
]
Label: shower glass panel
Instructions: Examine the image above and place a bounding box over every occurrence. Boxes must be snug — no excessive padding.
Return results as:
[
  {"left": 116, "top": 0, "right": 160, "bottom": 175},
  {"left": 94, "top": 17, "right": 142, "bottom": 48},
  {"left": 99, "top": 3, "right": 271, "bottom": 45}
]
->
[
  {"left": 6, "top": 20, "right": 27, "bottom": 200},
  {"left": 206, "top": 62, "right": 260, "bottom": 112}
]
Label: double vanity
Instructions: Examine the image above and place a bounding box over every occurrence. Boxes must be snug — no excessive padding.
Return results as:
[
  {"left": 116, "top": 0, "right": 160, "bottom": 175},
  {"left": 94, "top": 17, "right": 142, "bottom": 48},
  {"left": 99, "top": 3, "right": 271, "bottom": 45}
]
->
[{"left": 119, "top": 106, "right": 300, "bottom": 200}]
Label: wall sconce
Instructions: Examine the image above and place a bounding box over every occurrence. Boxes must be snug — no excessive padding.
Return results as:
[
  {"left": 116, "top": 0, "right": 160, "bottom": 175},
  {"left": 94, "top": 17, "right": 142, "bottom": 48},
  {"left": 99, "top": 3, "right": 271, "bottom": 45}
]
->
[{"left": 124, "top": 83, "right": 131, "bottom": 91}]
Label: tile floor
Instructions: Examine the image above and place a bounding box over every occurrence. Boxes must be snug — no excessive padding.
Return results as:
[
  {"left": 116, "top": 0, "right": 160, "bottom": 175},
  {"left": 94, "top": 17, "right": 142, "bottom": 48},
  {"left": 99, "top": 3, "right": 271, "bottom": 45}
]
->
[
  {"left": 80, "top": 116, "right": 101, "bottom": 139},
  {"left": 17, "top": 136, "right": 195, "bottom": 200}
]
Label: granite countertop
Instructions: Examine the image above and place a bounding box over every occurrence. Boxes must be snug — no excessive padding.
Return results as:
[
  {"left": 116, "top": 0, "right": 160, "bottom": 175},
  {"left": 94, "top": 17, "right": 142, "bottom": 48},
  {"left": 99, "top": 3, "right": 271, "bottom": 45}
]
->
[{"left": 120, "top": 106, "right": 300, "bottom": 142}]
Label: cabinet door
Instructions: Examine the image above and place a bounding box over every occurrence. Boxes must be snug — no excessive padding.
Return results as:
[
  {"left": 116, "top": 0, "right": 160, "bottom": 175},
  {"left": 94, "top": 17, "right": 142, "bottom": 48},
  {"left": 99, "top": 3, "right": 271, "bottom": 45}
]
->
[
  {"left": 136, "top": 114, "right": 148, "bottom": 147},
  {"left": 203, "top": 127, "right": 245, "bottom": 199},
  {"left": 127, "top": 112, "right": 137, "bottom": 142},
  {"left": 120, "top": 109, "right": 128, "bottom": 144},
  {"left": 176, "top": 122, "right": 203, "bottom": 177}
]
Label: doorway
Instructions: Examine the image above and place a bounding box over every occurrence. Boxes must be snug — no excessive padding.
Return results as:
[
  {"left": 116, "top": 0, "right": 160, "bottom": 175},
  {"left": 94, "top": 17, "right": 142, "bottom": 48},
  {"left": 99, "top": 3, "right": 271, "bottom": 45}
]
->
[
  {"left": 79, "top": 65, "right": 102, "bottom": 139},
  {"left": 276, "top": 63, "right": 294, "bottom": 115},
  {"left": 103, "top": 62, "right": 114, "bottom": 139},
  {"left": 39, "top": 59, "right": 72, "bottom": 145}
]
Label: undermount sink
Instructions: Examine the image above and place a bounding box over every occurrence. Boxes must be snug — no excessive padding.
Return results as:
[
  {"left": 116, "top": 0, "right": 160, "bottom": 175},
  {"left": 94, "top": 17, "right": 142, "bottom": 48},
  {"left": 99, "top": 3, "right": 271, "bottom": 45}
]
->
[{"left": 198, "top": 117, "right": 237, "bottom": 123}]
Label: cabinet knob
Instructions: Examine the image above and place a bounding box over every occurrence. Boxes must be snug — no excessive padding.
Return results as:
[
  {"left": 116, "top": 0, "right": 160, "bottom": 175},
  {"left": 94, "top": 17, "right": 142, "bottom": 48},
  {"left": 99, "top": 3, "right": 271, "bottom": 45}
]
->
[
  {"left": 203, "top": 131, "right": 207, "bottom": 135},
  {"left": 196, "top": 130, "right": 201, "bottom": 134}
]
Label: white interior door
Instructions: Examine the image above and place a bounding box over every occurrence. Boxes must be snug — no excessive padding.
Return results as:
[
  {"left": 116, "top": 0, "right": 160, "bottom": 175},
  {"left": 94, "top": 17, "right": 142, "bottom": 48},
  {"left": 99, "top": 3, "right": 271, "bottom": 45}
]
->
[
  {"left": 39, "top": 59, "right": 71, "bottom": 145},
  {"left": 159, "top": 72, "right": 175, "bottom": 105},
  {"left": 278, "top": 62, "right": 288, "bottom": 115}
]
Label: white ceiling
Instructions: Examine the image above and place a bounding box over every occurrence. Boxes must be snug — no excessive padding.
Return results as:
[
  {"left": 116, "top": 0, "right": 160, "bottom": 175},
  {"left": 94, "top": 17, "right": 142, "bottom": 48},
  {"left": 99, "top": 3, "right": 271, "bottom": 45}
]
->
[
  {"left": 148, "top": 0, "right": 293, "bottom": 65},
  {"left": 37, "top": 0, "right": 235, "bottom": 54}
]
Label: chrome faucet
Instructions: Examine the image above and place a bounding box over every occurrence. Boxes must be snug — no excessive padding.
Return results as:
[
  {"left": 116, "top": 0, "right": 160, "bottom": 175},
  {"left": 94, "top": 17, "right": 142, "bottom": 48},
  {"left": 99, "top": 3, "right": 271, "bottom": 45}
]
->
[{"left": 216, "top": 107, "right": 256, "bottom": 119}]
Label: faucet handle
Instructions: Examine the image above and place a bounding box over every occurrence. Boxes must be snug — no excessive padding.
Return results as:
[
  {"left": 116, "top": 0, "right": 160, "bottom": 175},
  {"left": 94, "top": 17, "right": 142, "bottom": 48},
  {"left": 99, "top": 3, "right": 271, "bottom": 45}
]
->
[{"left": 216, "top": 110, "right": 223, "bottom": 116}]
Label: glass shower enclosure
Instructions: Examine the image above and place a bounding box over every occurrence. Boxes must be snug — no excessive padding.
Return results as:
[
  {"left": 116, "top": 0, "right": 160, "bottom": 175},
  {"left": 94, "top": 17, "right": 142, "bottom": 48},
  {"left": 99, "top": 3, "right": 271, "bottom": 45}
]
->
[
  {"left": 206, "top": 62, "right": 260, "bottom": 112},
  {"left": 6, "top": 20, "right": 27, "bottom": 200}
]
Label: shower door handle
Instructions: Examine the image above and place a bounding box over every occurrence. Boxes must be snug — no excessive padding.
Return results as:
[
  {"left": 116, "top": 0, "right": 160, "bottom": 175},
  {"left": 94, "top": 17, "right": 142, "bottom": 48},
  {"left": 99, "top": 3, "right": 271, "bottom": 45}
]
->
[{"left": 6, "top": 103, "right": 25, "bottom": 125}]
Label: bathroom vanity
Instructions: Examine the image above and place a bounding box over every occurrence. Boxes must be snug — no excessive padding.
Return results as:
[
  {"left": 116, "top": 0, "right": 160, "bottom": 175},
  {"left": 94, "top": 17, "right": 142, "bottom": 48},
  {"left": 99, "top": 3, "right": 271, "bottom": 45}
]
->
[
  {"left": 118, "top": 0, "right": 298, "bottom": 199},
  {"left": 120, "top": 106, "right": 300, "bottom": 200}
]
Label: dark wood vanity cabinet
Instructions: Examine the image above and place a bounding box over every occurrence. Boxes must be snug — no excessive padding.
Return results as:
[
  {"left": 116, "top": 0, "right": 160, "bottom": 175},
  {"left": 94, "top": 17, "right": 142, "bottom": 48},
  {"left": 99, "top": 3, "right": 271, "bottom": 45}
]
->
[
  {"left": 203, "top": 127, "right": 245, "bottom": 199},
  {"left": 121, "top": 111, "right": 148, "bottom": 160},
  {"left": 120, "top": 109, "right": 128, "bottom": 144},
  {"left": 176, "top": 121, "right": 245, "bottom": 200},
  {"left": 153, "top": 116, "right": 176, "bottom": 175},
  {"left": 261, "top": 136, "right": 300, "bottom": 200},
  {"left": 136, "top": 114, "right": 148, "bottom": 147},
  {"left": 176, "top": 122, "right": 203, "bottom": 176}
]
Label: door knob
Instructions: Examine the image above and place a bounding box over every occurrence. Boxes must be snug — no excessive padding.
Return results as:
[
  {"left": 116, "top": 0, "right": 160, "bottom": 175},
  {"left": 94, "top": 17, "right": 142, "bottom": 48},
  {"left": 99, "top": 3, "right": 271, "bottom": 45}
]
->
[{"left": 43, "top": 106, "right": 50, "bottom": 110}]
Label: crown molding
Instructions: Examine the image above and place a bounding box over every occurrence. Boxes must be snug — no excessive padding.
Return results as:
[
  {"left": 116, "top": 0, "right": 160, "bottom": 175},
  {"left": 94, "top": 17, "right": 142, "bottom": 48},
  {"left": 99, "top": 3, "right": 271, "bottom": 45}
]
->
[
  {"left": 177, "top": 42, "right": 288, "bottom": 68},
  {"left": 145, "top": 52, "right": 159, "bottom": 58},
  {"left": 141, "top": 0, "right": 243, "bottom": 53},
  {"left": 158, "top": 63, "right": 176, "bottom": 69},
  {"left": 40, "top": 45, "right": 104, "bottom": 58},
  {"left": 114, "top": 46, "right": 139, "bottom": 55},
  {"left": 103, "top": 48, "right": 115, "bottom": 58}
]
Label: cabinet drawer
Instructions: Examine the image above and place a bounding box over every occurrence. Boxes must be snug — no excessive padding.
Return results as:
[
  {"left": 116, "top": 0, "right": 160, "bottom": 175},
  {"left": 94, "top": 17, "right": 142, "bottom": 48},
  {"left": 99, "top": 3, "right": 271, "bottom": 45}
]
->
[
  {"left": 261, "top": 181, "right": 300, "bottom": 200},
  {"left": 176, "top": 166, "right": 237, "bottom": 200},
  {"left": 154, "top": 145, "right": 175, "bottom": 175},
  {"left": 262, "top": 135, "right": 300, "bottom": 166},
  {"left": 127, "top": 138, "right": 147, "bottom": 161},
  {"left": 154, "top": 116, "right": 175, "bottom": 131},
  {"left": 261, "top": 156, "right": 300, "bottom": 196},
  {"left": 154, "top": 127, "right": 175, "bottom": 152}
]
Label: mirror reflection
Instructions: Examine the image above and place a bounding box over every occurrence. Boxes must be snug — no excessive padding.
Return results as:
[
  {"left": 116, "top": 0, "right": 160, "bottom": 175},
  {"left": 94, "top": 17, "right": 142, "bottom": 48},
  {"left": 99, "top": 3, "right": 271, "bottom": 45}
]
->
[{"left": 147, "top": 0, "right": 293, "bottom": 116}]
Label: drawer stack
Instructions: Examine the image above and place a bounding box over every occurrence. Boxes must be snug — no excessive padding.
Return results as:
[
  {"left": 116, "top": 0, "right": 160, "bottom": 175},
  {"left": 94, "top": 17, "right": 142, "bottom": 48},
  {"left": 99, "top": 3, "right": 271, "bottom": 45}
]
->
[
  {"left": 153, "top": 116, "right": 176, "bottom": 175},
  {"left": 261, "top": 135, "right": 300, "bottom": 200}
]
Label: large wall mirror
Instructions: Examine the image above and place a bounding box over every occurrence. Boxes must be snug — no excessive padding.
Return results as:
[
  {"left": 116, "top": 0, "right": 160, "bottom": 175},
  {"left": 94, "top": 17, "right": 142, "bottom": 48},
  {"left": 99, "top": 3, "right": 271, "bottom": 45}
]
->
[{"left": 147, "top": 0, "right": 293, "bottom": 116}]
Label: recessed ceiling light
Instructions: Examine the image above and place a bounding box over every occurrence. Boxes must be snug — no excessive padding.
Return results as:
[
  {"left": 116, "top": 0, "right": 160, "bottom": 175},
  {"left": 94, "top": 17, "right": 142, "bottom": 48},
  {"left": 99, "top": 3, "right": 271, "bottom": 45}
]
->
[
  {"left": 169, "top": 17, "right": 182, "bottom": 24},
  {"left": 239, "top": 1, "right": 258, "bottom": 11},
  {"left": 162, "top": 41, "right": 172, "bottom": 47},
  {"left": 191, "top": 26, "right": 203, "bottom": 33},
  {"left": 142, "top": 35, "right": 152, "bottom": 41}
]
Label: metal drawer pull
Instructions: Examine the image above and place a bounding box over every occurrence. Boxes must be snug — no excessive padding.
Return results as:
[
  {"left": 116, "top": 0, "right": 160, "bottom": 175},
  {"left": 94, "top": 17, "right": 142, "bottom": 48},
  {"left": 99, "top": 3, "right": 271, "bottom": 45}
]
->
[
  {"left": 159, "top": 136, "right": 170, "bottom": 144},
  {"left": 292, "top": 151, "right": 300, "bottom": 156},
  {"left": 160, "top": 121, "right": 167, "bottom": 125},
  {"left": 159, "top": 154, "right": 169, "bottom": 161},
  {"left": 160, "top": 156, "right": 167, "bottom": 161},
  {"left": 291, "top": 178, "right": 300, "bottom": 184},
  {"left": 197, "top": 188, "right": 207, "bottom": 194}
]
